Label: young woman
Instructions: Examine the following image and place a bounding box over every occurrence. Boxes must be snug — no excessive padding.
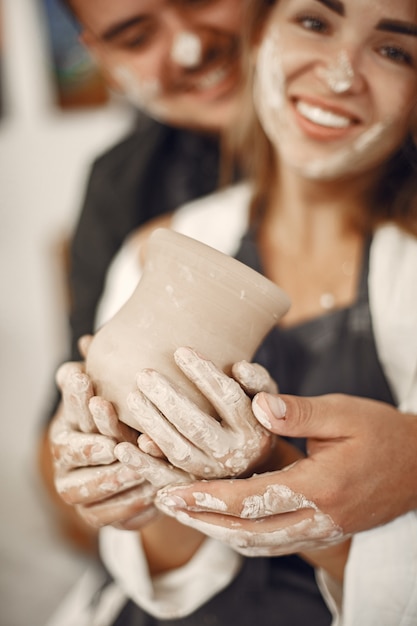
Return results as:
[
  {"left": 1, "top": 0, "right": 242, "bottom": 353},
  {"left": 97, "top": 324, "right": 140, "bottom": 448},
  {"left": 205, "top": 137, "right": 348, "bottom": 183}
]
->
[{"left": 48, "top": 0, "right": 417, "bottom": 624}]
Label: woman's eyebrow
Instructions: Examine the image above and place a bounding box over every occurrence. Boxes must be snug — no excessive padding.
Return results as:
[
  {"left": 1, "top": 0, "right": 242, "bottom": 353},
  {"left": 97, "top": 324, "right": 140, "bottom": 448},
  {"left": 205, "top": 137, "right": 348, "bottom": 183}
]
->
[
  {"left": 315, "top": 0, "right": 345, "bottom": 17},
  {"left": 100, "top": 16, "right": 146, "bottom": 41},
  {"left": 376, "top": 19, "right": 417, "bottom": 38}
]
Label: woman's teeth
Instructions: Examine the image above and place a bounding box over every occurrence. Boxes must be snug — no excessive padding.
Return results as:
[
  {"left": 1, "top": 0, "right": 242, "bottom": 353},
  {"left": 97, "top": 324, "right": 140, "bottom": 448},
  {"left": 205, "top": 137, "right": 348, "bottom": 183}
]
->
[{"left": 296, "top": 100, "right": 351, "bottom": 129}]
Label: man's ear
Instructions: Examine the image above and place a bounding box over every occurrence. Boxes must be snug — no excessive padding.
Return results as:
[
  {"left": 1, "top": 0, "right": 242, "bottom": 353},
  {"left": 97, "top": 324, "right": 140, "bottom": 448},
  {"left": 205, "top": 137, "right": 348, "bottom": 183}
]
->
[{"left": 79, "top": 29, "right": 123, "bottom": 93}]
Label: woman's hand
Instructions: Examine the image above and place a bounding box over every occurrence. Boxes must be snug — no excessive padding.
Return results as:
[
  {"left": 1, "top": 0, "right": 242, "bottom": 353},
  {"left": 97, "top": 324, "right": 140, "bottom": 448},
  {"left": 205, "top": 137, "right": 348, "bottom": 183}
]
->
[{"left": 117, "top": 347, "right": 278, "bottom": 480}]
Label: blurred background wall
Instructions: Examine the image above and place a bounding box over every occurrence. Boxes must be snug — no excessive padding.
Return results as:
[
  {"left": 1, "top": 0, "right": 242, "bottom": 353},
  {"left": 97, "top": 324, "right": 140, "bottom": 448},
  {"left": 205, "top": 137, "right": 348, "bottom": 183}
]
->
[{"left": 0, "top": 1, "right": 135, "bottom": 623}]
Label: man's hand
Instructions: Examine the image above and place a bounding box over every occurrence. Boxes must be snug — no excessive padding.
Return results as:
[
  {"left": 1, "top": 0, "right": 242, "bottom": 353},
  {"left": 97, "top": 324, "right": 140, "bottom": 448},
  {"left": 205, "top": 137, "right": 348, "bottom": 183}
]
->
[
  {"left": 49, "top": 361, "right": 160, "bottom": 530},
  {"left": 153, "top": 393, "right": 417, "bottom": 556}
]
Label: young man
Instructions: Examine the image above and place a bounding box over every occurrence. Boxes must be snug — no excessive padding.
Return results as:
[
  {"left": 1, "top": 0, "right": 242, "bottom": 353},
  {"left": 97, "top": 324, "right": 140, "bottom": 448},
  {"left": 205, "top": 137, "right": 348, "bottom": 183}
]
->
[{"left": 41, "top": 0, "right": 246, "bottom": 552}]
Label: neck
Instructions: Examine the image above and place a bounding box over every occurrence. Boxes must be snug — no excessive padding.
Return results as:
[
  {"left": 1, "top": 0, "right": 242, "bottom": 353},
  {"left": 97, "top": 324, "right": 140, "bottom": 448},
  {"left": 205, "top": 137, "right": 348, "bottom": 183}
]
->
[
  {"left": 265, "top": 165, "right": 372, "bottom": 255},
  {"left": 258, "top": 165, "right": 369, "bottom": 325}
]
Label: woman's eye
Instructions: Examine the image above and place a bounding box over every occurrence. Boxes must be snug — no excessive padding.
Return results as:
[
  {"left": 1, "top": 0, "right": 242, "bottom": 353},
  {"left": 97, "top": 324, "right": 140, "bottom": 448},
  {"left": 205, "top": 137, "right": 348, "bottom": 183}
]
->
[
  {"left": 296, "top": 14, "right": 329, "bottom": 34},
  {"left": 380, "top": 45, "right": 413, "bottom": 67}
]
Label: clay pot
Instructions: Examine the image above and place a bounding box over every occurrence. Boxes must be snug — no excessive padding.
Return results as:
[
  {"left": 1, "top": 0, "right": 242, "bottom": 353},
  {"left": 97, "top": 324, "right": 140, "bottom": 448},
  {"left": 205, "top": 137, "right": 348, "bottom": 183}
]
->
[{"left": 86, "top": 228, "right": 290, "bottom": 429}]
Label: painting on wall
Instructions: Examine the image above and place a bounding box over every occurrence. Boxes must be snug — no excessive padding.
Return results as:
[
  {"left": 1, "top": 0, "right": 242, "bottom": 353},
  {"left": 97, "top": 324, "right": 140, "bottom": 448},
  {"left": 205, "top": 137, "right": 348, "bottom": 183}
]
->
[{"left": 42, "top": 0, "right": 109, "bottom": 109}]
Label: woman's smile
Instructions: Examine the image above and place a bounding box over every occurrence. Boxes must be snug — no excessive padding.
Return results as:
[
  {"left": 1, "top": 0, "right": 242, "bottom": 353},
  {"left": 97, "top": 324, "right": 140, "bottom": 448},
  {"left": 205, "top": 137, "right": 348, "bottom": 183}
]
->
[{"left": 291, "top": 96, "right": 361, "bottom": 140}]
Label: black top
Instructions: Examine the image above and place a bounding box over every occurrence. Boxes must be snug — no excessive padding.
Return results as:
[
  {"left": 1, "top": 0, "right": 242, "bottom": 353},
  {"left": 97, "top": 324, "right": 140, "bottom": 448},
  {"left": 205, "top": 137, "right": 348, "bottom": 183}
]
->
[{"left": 101, "top": 230, "right": 396, "bottom": 626}]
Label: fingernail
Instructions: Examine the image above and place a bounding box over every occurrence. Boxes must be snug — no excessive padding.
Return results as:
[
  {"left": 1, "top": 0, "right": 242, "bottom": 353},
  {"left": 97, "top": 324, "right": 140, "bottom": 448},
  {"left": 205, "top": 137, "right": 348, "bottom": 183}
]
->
[
  {"left": 253, "top": 393, "right": 287, "bottom": 428},
  {"left": 136, "top": 369, "right": 155, "bottom": 391}
]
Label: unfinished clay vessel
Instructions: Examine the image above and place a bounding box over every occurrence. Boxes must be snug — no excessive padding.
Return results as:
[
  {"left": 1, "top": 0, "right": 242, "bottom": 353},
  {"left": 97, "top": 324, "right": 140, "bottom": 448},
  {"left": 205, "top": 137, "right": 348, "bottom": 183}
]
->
[{"left": 86, "top": 228, "right": 290, "bottom": 429}]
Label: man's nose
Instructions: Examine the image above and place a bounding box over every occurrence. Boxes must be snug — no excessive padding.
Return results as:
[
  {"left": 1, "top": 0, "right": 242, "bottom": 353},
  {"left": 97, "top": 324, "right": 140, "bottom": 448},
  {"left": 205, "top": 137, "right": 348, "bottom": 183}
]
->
[
  {"left": 163, "top": 10, "right": 203, "bottom": 69},
  {"left": 171, "top": 31, "right": 203, "bottom": 68}
]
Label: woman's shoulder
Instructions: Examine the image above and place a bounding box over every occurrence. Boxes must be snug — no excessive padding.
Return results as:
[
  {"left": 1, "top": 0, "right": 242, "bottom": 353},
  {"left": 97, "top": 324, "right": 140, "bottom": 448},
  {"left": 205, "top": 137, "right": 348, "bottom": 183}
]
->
[
  {"left": 370, "top": 223, "right": 417, "bottom": 409},
  {"left": 371, "top": 223, "right": 417, "bottom": 285},
  {"left": 171, "top": 182, "right": 253, "bottom": 256}
]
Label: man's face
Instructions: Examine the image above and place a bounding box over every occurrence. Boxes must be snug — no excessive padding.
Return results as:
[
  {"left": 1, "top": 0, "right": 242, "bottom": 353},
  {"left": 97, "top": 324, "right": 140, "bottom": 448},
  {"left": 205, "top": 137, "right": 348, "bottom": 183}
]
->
[{"left": 73, "top": 0, "right": 244, "bottom": 131}]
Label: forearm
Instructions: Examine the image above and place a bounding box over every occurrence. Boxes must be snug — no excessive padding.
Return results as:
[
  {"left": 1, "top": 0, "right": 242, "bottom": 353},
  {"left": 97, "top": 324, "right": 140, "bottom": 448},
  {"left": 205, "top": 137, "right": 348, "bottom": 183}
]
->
[{"left": 140, "top": 515, "right": 206, "bottom": 576}]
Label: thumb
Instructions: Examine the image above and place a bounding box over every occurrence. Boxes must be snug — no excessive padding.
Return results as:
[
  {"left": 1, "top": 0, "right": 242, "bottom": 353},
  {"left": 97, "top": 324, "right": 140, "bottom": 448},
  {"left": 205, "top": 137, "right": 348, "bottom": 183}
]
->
[{"left": 252, "top": 392, "right": 352, "bottom": 439}]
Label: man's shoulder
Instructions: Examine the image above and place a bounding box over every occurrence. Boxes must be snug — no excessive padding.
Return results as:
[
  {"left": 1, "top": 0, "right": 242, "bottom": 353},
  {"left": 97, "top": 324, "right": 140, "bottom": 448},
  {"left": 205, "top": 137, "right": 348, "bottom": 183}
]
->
[{"left": 90, "top": 116, "right": 172, "bottom": 178}]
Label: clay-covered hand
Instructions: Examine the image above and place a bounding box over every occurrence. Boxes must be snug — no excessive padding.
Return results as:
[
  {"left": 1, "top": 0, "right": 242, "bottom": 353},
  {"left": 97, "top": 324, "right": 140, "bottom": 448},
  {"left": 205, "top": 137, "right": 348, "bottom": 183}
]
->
[
  {"left": 119, "top": 347, "right": 276, "bottom": 479},
  {"left": 50, "top": 361, "right": 164, "bottom": 530},
  {"left": 154, "top": 393, "right": 417, "bottom": 556}
]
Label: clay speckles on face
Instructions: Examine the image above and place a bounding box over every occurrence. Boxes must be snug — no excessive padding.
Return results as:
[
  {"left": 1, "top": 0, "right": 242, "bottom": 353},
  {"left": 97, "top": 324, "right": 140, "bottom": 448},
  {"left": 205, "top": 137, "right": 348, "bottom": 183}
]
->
[
  {"left": 254, "top": 26, "right": 286, "bottom": 145},
  {"left": 317, "top": 50, "right": 354, "bottom": 94},
  {"left": 171, "top": 32, "right": 203, "bottom": 68},
  {"left": 303, "top": 120, "right": 390, "bottom": 180},
  {"left": 112, "top": 65, "right": 168, "bottom": 118}
]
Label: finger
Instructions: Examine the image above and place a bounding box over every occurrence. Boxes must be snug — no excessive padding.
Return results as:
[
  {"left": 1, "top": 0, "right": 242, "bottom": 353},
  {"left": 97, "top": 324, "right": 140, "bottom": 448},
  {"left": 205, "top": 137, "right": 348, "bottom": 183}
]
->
[
  {"left": 78, "top": 334, "right": 93, "bottom": 360},
  {"left": 55, "top": 462, "right": 146, "bottom": 505},
  {"left": 174, "top": 347, "right": 254, "bottom": 432},
  {"left": 232, "top": 361, "right": 279, "bottom": 396},
  {"left": 89, "top": 396, "right": 138, "bottom": 444},
  {"left": 155, "top": 472, "right": 320, "bottom": 519},
  {"left": 51, "top": 430, "right": 116, "bottom": 470},
  {"left": 137, "top": 434, "right": 165, "bottom": 458},
  {"left": 127, "top": 387, "right": 210, "bottom": 470},
  {"left": 166, "top": 508, "right": 342, "bottom": 558},
  {"left": 155, "top": 490, "right": 342, "bottom": 556},
  {"left": 252, "top": 392, "right": 358, "bottom": 439},
  {"left": 115, "top": 442, "right": 191, "bottom": 489},
  {"left": 56, "top": 362, "right": 96, "bottom": 432},
  {"left": 133, "top": 373, "right": 224, "bottom": 461},
  {"left": 76, "top": 483, "right": 157, "bottom": 529}
]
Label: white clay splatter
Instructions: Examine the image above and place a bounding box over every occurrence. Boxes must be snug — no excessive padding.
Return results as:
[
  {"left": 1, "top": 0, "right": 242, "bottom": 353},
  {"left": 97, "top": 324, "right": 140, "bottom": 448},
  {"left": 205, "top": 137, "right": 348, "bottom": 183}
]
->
[
  {"left": 303, "top": 121, "right": 389, "bottom": 180},
  {"left": 192, "top": 492, "right": 228, "bottom": 512},
  {"left": 171, "top": 32, "right": 203, "bottom": 68},
  {"left": 254, "top": 26, "right": 286, "bottom": 145},
  {"left": 240, "top": 484, "right": 317, "bottom": 518},
  {"left": 317, "top": 50, "right": 354, "bottom": 94},
  {"left": 112, "top": 65, "right": 168, "bottom": 118},
  {"left": 156, "top": 483, "right": 345, "bottom": 557}
]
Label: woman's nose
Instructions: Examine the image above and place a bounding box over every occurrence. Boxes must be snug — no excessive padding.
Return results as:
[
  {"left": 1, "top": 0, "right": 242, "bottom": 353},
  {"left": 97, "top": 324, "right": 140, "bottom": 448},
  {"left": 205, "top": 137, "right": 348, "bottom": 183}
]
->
[{"left": 316, "top": 48, "right": 365, "bottom": 95}]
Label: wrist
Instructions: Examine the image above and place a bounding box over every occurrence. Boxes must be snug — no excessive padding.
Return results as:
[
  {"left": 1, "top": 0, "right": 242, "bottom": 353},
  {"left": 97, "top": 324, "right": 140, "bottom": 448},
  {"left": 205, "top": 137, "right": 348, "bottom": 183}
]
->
[{"left": 141, "top": 515, "right": 205, "bottom": 576}]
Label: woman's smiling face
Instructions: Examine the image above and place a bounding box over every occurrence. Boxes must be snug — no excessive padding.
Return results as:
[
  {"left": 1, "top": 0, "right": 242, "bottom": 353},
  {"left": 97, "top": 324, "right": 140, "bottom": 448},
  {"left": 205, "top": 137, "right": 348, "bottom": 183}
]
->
[{"left": 254, "top": 0, "right": 417, "bottom": 181}]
